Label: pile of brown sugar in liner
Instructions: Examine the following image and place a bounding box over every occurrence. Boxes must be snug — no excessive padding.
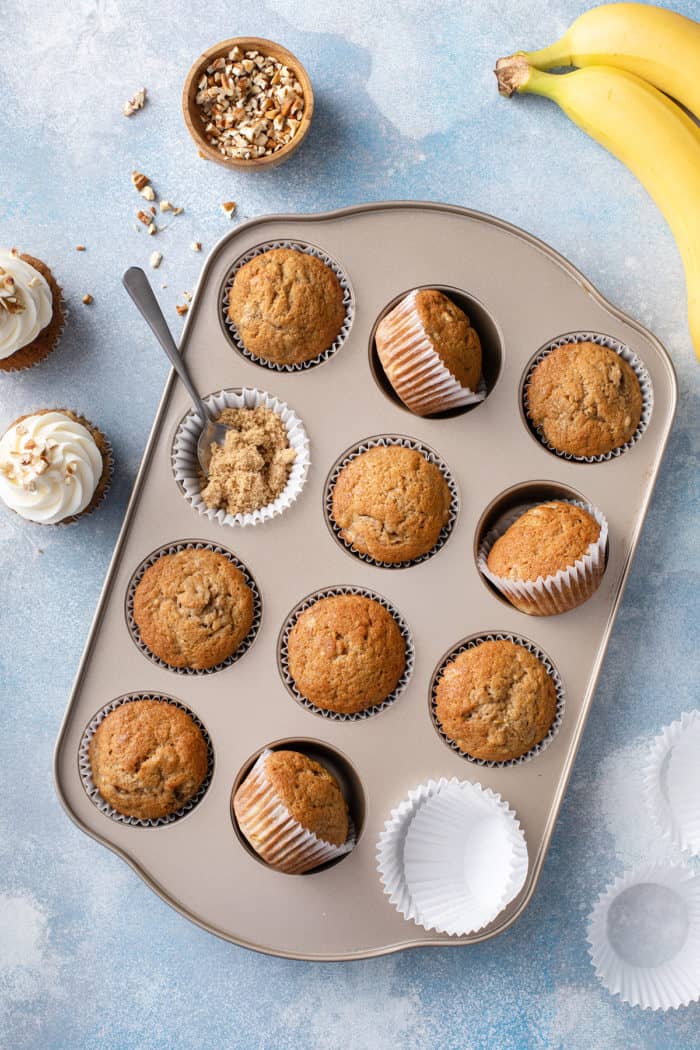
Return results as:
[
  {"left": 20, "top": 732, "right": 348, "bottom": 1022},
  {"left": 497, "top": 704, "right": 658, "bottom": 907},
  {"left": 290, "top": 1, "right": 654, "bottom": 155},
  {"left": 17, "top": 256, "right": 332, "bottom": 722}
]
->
[{"left": 200, "top": 405, "right": 295, "bottom": 516}]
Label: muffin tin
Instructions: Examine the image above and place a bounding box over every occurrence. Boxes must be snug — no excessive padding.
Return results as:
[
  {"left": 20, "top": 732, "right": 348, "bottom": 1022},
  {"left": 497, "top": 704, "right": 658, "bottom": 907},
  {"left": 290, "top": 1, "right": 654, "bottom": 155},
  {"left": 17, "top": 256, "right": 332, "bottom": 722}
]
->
[{"left": 54, "top": 202, "right": 677, "bottom": 959}]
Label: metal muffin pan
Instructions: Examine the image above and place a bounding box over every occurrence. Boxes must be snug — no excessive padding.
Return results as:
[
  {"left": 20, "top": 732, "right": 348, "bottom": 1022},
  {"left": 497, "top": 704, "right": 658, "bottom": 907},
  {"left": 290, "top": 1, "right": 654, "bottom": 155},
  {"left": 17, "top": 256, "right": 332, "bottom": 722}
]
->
[{"left": 54, "top": 202, "right": 677, "bottom": 960}]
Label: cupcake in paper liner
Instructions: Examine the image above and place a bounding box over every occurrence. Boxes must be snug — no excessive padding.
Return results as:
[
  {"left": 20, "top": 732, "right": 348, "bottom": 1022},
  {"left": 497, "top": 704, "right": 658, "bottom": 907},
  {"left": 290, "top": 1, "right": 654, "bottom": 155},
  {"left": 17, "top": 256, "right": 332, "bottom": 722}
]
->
[
  {"left": 377, "top": 778, "right": 528, "bottom": 935},
  {"left": 587, "top": 862, "right": 700, "bottom": 1010},
  {"left": 478, "top": 499, "right": 608, "bottom": 616},
  {"left": 644, "top": 710, "right": 700, "bottom": 856},
  {"left": 233, "top": 749, "right": 356, "bottom": 874},
  {"left": 0, "top": 409, "right": 112, "bottom": 525},
  {"left": 524, "top": 333, "right": 653, "bottom": 462},
  {"left": 375, "top": 288, "right": 486, "bottom": 416},
  {"left": 172, "top": 387, "right": 309, "bottom": 528},
  {"left": 0, "top": 249, "right": 66, "bottom": 373}
]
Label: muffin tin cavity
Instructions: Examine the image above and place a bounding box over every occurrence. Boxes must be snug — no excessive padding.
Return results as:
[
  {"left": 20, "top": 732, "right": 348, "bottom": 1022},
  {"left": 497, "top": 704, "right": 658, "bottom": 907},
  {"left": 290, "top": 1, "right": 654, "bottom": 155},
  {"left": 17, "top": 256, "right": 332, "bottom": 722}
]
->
[
  {"left": 220, "top": 240, "right": 354, "bottom": 372},
  {"left": 125, "top": 540, "right": 262, "bottom": 674},
  {"left": 230, "top": 738, "right": 366, "bottom": 874},
  {"left": 277, "top": 585, "right": 415, "bottom": 721},
  {"left": 521, "top": 332, "right": 653, "bottom": 462},
  {"left": 79, "top": 693, "right": 214, "bottom": 827},
  {"left": 368, "top": 285, "right": 503, "bottom": 417},
  {"left": 324, "top": 435, "right": 459, "bottom": 569},
  {"left": 474, "top": 481, "right": 608, "bottom": 609},
  {"left": 428, "top": 632, "right": 565, "bottom": 768}
]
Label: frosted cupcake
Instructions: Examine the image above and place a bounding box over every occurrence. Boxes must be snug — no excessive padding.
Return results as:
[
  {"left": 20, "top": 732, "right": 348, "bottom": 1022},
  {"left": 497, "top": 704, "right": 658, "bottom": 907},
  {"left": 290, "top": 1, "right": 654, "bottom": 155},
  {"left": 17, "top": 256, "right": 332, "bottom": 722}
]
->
[
  {"left": 0, "top": 410, "right": 112, "bottom": 524},
  {"left": 0, "top": 249, "right": 65, "bottom": 372}
]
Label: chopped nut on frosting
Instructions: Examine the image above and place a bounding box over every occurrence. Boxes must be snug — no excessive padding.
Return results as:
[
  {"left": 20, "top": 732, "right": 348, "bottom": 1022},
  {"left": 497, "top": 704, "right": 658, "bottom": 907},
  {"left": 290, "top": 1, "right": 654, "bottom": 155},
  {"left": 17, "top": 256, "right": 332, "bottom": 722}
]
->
[{"left": 0, "top": 272, "right": 24, "bottom": 314}]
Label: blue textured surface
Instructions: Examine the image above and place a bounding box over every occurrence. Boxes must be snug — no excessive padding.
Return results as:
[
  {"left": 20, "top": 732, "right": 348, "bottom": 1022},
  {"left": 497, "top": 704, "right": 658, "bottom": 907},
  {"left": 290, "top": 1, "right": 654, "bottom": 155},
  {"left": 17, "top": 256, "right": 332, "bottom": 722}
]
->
[{"left": 1, "top": 2, "right": 699, "bottom": 1047}]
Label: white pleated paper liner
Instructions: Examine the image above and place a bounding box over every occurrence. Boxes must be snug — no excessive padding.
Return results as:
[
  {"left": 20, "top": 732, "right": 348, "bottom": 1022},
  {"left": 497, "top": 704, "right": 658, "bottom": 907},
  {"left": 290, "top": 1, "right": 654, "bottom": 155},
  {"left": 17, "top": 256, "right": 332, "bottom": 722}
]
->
[
  {"left": 78, "top": 693, "right": 214, "bottom": 828},
  {"left": 374, "top": 288, "right": 487, "bottom": 416},
  {"left": 220, "top": 240, "right": 354, "bottom": 372},
  {"left": 644, "top": 710, "right": 700, "bottom": 857},
  {"left": 587, "top": 862, "right": 700, "bottom": 1010},
  {"left": 477, "top": 499, "right": 609, "bottom": 616},
  {"left": 124, "top": 540, "right": 262, "bottom": 675},
  {"left": 277, "top": 585, "right": 415, "bottom": 722},
  {"left": 232, "top": 749, "right": 356, "bottom": 874},
  {"left": 171, "top": 387, "right": 310, "bottom": 528},
  {"left": 522, "top": 332, "right": 653, "bottom": 463},
  {"left": 377, "top": 777, "right": 528, "bottom": 935},
  {"left": 429, "top": 632, "right": 565, "bottom": 768},
  {"left": 324, "top": 435, "right": 459, "bottom": 569}
]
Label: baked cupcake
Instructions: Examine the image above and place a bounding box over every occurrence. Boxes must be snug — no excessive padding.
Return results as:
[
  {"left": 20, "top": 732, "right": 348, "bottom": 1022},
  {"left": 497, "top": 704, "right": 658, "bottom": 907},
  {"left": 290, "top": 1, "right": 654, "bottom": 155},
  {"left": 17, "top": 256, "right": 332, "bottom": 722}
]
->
[
  {"left": 483, "top": 500, "right": 606, "bottom": 615},
  {"left": 375, "top": 289, "right": 483, "bottom": 415},
  {"left": 0, "top": 249, "right": 65, "bottom": 372},
  {"left": 435, "top": 639, "right": 558, "bottom": 762},
  {"left": 526, "top": 341, "right": 643, "bottom": 458},
  {"left": 228, "top": 248, "right": 346, "bottom": 366},
  {"left": 89, "top": 699, "right": 209, "bottom": 820},
  {"left": 286, "top": 593, "right": 406, "bottom": 714},
  {"left": 0, "top": 410, "right": 111, "bottom": 524},
  {"left": 233, "top": 749, "right": 353, "bottom": 874},
  {"left": 331, "top": 444, "right": 452, "bottom": 564},
  {"left": 132, "top": 548, "right": 255, "bottom": 670}
]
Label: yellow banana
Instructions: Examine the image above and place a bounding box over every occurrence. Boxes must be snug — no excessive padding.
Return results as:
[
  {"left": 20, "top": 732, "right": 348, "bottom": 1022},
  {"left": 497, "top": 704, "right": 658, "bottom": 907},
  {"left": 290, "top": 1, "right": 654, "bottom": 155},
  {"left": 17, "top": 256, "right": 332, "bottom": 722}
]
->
[
  {"left": 495, "top": 59, "right": 700, "bottom": 362},
  {"left": 517, "top": 2, "right": 700, "bottom": 119}
]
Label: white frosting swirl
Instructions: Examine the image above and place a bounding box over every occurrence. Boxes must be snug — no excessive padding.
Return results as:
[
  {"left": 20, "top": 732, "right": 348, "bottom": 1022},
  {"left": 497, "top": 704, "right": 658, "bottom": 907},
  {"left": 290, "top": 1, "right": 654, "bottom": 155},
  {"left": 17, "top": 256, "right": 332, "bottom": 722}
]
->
[
  {"left": 0, "top": 412, "right": 103, "bottom": 524},
  {"left": 0, "top": 250, "right": 53, "bottom": 359}
]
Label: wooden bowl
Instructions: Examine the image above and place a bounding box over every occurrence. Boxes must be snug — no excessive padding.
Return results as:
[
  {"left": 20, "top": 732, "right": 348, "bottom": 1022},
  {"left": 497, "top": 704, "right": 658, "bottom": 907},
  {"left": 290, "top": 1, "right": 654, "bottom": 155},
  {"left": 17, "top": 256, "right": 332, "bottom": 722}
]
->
[{"left": 182, "top": 37, "right": 314, "bottom": 170}]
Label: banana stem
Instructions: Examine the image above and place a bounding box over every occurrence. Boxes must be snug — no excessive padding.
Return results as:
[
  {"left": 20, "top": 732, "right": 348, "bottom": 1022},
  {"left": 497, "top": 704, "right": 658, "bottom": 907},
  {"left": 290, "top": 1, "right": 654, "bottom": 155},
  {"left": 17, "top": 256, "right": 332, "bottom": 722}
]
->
[
  {"left": 521, "top": 37, "right": 574, "bottom": 70},
  {"left": 495, "top": 57, "right": 560, "bottom": 99}
]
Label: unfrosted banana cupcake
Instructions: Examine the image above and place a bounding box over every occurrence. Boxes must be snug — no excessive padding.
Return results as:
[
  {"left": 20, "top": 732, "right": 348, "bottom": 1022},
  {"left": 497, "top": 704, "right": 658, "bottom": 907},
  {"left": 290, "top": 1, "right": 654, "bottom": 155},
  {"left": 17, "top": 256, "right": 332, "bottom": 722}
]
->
[
  {"left": 0, "top": 410, "right": 111, "bottom": 524},
  {"left": 375, "top": 289, "right": 483, "bottom": 415},
  {"left": 0, "top": 249, "right": 65, "bottom": 372}
]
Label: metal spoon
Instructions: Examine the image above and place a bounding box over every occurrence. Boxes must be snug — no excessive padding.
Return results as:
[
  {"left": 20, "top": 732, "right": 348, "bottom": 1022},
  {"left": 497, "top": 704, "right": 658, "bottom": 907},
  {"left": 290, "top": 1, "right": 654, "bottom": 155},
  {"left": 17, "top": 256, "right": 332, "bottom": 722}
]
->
[{"left": 122, "top": 266, "right": 227, "bottom": 472}]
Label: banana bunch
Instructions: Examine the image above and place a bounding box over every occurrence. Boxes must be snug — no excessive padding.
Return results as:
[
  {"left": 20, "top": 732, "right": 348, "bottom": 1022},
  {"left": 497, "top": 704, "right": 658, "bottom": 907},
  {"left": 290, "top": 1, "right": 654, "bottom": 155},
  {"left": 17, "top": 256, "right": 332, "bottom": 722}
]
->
[{"left": 495, "top": 3, "right": 700, "bottom": 362}]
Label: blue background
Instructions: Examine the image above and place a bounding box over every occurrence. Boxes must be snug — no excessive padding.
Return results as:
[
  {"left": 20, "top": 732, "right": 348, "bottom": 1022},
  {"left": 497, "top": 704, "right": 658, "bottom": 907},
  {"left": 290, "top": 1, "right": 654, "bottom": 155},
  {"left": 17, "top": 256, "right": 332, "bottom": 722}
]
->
[{"left": 1, "top": 1, "right": 699, "bottom": 1047}]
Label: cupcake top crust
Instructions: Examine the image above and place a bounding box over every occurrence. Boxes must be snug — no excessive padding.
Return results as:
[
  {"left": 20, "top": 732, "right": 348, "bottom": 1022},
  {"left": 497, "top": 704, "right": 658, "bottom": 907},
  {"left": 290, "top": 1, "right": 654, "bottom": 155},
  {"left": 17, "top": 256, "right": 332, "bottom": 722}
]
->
[
  {"left": 331, "top": 445, "right": 451, "bottom": 564},
  {"left": 487, "top": 501, "right": 601, "bottom": 583},
  {"left": 286, "top": 593, "right": 406, "bottom": 714},
  {"left": 412, "top": 289, "right": 482, "bottom": 391},
  {"left": 88, "top": 700, "right": 209, "bottom": 819},
  {"left": 228, "top": 248, "right": 346, "bottom": 366},
  {"left": 133, "top": 548, "right": 255, "bottom": 670},
  {"left": 435, "top": 639, "right": 557, "bottom": 762},
  {"left": 262, "top": 750, "right": 349, "bottom": 846},
  {"left": 526, "top": 341, "right": 643, "bottom": 458}
]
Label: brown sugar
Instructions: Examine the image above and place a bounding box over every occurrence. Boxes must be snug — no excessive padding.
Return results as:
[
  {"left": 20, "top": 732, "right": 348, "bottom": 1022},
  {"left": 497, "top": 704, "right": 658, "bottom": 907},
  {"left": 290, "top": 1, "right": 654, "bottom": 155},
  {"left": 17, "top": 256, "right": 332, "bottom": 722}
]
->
[{"left": 200, "top": 404, "right": 295, "bottom": 516}]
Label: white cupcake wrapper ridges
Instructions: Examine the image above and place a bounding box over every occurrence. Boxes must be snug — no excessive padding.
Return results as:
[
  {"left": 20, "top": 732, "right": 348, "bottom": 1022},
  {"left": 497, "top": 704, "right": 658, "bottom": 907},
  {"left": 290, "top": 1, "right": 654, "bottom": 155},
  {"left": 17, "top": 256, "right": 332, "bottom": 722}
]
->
[
  {"left": 79, "top": 693, "right": 214, "bottom": 828},
  {"left": 643, "top": 710, "right": 700, "bottom": 857},
  {"left": 324, "top": 435, "right": 459, "bottom": 569},
  {"left": 172, "top": 387, "right": 310, "bottom": 528},
  {"left": 221, "top": 240, "right": 354, "bottom": 372},
  {"left": 278, "top": 585, "right": 415, "bottom": 722},
  {"left": 125, "top": 540, "right": 262, "bottom": 675},
  {"left": 234, "top": 750, "right": 356, "bottom": 874},
  {"left": 376, "top": 289, "right": 486, "bottom": 416},
  {"left": 523, "top": 331, "right": 653, "bottom": 462},
  {"left": 377, "top": 777, "right": 528, "bottom": 936},
  {"left": 587, "top": 862, "right": 700, "bottom": 1010},
  {"left": 477, "top": 499, "right": 608, "bottom": 616},
  {"left": 429, "top": 632, "right": 565, "bottom": 768}
]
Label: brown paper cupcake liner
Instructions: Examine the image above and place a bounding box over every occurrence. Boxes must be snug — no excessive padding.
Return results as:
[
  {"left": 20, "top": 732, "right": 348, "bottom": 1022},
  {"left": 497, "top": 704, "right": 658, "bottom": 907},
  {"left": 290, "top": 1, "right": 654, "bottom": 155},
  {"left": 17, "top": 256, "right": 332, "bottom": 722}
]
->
[
  {"left": 3, "top": 408, "right": 112, "bottom": 526},
  {"left": 0, "top": 255, "right": 66, "bottom": 374},
  {"left": 429, "top": 632, "right": 565, "bottom": 768},
  {"left": 477, "top": 500, "right": 608, "bottom": 616},
  {"left": 78, "top": 693, "right": 214, "bottom": 828},
  {"left": 125, "top": 540, "right": 262, "bottom": 675},
  {"left": 220, "top": 240, "right": 354, "bottom": 372},
  {"left": 324, "top": 435, "right": 459, "bottom": 569},
  {"left": 278, "top": 585, "right": 415, "bottom": 722},
  {"left": 375, "top": 288, "right": 486, "bottom": 416},
  {"left": 233, "top": 749, "right": 356, "bottom": 873},
  {"left": 523, "top": 332, "right": 653, "bottom": 462}
]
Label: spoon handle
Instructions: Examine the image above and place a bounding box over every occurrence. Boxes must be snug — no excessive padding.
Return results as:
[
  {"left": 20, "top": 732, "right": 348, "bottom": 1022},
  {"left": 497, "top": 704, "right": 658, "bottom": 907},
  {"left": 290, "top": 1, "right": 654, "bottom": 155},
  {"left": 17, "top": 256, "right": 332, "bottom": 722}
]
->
[{"left": 122, "top": 266, "right": 209, "bottom": 421}]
